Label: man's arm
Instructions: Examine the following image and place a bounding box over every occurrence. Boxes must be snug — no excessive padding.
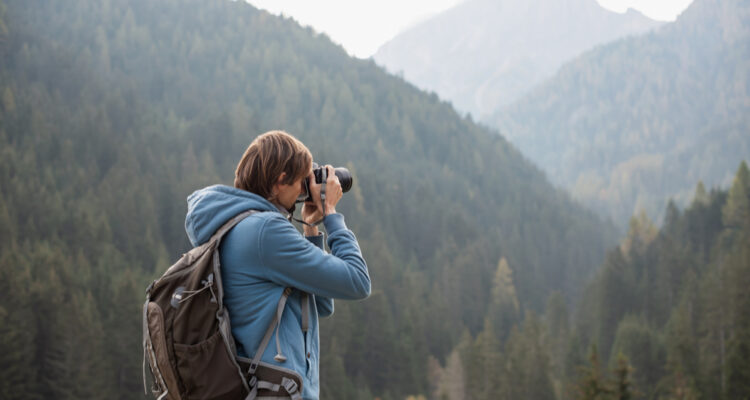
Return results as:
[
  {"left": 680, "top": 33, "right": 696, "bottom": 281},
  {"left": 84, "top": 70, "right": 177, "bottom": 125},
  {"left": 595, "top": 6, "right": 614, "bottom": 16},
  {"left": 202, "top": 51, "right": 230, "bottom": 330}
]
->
[
  {"left": 255, "top": 213, "right": 370, "bottom": 300},
  {"left": 305, "top": 229, "right": 335, "bottom": 317}
]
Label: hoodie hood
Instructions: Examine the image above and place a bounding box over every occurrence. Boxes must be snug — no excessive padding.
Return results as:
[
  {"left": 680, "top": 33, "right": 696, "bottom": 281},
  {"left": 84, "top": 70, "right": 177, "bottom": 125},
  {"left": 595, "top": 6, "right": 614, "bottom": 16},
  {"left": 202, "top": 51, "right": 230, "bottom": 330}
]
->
[{"left": 185, "top": 185, "right": 279, "bottom": 246}]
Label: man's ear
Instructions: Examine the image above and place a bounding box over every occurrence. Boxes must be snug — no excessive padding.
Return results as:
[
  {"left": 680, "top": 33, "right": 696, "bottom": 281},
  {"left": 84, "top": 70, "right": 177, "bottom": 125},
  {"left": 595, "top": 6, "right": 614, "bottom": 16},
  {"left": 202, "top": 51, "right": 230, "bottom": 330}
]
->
[{"left": 270, "top": 172, "right": 287, "bottom": 199}]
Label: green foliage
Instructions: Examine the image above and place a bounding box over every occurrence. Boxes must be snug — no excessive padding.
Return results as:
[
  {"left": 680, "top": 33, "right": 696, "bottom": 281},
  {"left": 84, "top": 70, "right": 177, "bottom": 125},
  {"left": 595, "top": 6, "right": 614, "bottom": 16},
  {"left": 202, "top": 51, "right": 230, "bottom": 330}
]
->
[
  {"left": 609, "top": 316, "right": 665, "bottom": 393},
  {"left": 573, "top": 347, "right": 640, "bottom": 400},
  {"left": 504, "top": 313, "right": 556, "bottom": 400},
  {"left": 571, "top": 162, "right": 750, "bottom": 400},
  {"left": 611, "top": 353, "right": 638, "bottom": 400},
  {"left": 0, "top": 0, "right": 616, "bottom": 398},
  {"left": 721, "top": 161, "right": 750, "bottom": 231},
  {"left": 486, "top": 257, "right": 520, "bottom": 343},
  {"left": 574, "top": 346, "right": 612, "bottom": 400}
]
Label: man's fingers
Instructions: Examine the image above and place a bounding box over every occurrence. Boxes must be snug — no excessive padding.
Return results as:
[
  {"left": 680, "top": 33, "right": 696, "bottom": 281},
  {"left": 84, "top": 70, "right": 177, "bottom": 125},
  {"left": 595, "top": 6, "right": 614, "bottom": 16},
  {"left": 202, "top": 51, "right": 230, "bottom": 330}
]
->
[{"left": 325, "top": 165, "right": 340, "bottom": 185}]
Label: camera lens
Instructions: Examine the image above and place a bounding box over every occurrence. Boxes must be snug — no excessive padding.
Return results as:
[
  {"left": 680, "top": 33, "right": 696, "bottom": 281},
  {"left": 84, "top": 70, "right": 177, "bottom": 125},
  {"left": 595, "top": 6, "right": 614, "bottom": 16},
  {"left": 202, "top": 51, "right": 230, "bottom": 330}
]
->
[
  {"left": 296, "top": 164, "right": 354, "bottom": 204},
  {"left": 334, "top": 168, "right": 352, "bottom": 193}
]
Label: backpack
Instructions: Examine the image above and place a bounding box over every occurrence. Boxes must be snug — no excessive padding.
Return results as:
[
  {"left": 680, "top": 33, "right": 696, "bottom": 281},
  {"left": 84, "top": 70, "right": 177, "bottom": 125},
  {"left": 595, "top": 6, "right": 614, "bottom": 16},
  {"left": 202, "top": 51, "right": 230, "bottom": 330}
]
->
[{"left": 142, "top": 210, "right": 305, "bottom": 400}]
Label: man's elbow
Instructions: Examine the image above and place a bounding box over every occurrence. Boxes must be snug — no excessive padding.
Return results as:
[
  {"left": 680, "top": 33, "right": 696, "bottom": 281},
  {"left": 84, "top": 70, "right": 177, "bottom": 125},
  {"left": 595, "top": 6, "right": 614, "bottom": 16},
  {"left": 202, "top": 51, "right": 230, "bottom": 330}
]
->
[
  {"left": 319, "top": 302, "right": 334, "bottom": 318},
  {"left": 340, "top": 258, "right": 370, "bottom": 299},
  {"left": 351, "top": 276, "right": 371, "bottom": 300}
]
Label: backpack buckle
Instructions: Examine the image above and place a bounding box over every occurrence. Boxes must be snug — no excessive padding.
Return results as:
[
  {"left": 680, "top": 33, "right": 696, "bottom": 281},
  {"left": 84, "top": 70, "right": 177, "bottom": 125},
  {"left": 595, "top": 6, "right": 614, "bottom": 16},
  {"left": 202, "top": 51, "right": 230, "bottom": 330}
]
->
[
  {"left": 281, "top": 377, "right": 298, "bottom": 394},
  {"left": 248, "top": 361, "right": 259, "bottom": 375}
]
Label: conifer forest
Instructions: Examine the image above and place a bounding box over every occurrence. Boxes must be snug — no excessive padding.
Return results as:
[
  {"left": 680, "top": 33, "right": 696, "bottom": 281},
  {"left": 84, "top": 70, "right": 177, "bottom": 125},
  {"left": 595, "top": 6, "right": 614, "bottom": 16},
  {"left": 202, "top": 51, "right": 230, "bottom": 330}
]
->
[{"left": 0, "top": 0, "right": 748, "bottom": 399}]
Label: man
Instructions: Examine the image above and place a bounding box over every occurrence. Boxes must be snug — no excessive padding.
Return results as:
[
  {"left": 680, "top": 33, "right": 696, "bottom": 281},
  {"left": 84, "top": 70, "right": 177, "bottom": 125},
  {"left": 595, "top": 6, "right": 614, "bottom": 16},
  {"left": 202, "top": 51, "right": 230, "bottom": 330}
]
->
[{"left": 184, "top": 130, "right": 370, "bottom": 399}]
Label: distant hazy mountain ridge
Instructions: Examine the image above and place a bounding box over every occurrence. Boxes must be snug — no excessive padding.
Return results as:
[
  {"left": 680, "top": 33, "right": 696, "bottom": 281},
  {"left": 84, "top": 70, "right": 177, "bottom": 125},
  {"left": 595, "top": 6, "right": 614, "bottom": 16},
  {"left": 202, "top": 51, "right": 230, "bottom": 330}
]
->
[
  {"left": 492, "top": 0, "right": 750, "bottom": 225},
  {"left": 373, "top": 0, "right": 662, "bottom": 117}
]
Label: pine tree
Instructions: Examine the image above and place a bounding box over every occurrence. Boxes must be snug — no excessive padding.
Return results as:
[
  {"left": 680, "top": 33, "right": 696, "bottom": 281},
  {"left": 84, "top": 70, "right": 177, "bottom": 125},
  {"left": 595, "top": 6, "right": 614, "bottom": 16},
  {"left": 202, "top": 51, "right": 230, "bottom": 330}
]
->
[
  {"left": 717, "top": 162, "right": 750, "bottom": 399},
  {"left": 574, "top": 345, "right": 612, "bottom": 400},
  {"left": 723, "top": 202, "right": 750, "bottom": 399},
  {"left": 0, "top": 250, "right": 36, "bottom": 400},
  {"left": 692, "top": 181, "right": 710, "bottom": 207},
  {"left": 545, "top": 292, "right": 570, "bottom": 399},
  {"left": 620, "top": 210, "right": 658, "bottom": 258},
  {"left": 428, "top": 349, "right": 466, "bottom": 400},
  {"left": 474, "top": 319, "right": 504, "bottom": 400},
  {"left": 456, "top": 329, "right": 482, "bottom": 400},
  {"left": 319, "top": 345, "right": 357, "bottom": 400},
  {"left": 724, "top": 328, "right": 750, "bottom": 400},
  {"left": 662, "top": 272, "right": 699, "bottom": 394},
  {"left": 504, "top": 313, "right": 555, "bottom": 400},
  {"left": 594, "top": 248, "right": 636, "bottom": 362},
  {"left": 662, "top": 370, "right": 699, "bottom": 400},
  {"left": 611, "top": 353, "right": 638, "bottom": 400},
  {"left": 696, "top": 266, "right": 726, "bottom": 399},
  {"left": 486, "top": 257, "right": 520, "bottom": 344},
  {"left": 609, "top": 315, "right": 665, "bottom": 396},
  {"left": 664, "top": 200, "right": 681, "bottom": 232},
  {"left": 722, "top": 161, "right": 750, "bottom": 232}
]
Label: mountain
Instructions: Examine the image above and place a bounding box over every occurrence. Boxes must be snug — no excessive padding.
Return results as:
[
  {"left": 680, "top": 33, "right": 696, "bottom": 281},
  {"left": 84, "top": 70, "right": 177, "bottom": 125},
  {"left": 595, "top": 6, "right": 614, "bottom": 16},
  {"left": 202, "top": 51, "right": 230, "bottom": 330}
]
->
[
  {"left": 373, "top": 0, "right": 662, "bottom": 117},
  {"left": 490, "top": 0, "right": 750, "bottom": 226},
  {"left": 0, "top": 0, "right": 616, "bottom": 398}
]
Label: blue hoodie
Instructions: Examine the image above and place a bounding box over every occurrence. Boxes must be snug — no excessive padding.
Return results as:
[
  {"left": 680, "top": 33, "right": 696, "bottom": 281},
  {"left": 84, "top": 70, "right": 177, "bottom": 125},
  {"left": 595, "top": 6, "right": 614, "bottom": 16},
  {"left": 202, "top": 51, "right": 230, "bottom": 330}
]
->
[{"left": 185, "top": 185, "right": 370, "bottom": 399}]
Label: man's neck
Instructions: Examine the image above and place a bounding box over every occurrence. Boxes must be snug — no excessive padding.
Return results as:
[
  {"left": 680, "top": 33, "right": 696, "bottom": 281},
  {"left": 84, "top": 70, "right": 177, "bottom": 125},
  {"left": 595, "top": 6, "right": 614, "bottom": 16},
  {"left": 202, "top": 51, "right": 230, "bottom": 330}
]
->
[{"left": 271, "top": 201, "right": 294, "bottom": 220}]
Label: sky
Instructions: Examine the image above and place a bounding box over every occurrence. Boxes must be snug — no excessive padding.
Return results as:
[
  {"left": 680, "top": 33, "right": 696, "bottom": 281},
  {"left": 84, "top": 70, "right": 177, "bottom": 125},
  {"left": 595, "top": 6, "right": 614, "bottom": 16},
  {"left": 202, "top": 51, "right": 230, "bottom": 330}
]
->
[{"left": 247, "top": 0, "right": 694, "bottom": 59}]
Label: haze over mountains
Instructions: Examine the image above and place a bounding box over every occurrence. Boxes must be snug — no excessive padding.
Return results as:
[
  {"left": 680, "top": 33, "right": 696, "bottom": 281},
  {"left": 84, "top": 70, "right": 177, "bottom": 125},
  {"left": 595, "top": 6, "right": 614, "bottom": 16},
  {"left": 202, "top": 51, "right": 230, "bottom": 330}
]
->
[
  {"left": 376, "top": 0, "right": 749, "bottom": 228},
  {"left": 0, "top": 0, "right": 615, "bottom": 398},
  {"left": 493, "top": 0, "right": 750, "bottom": 224},
  {"left": 374, "top": 0, "right": 663, "bottom": 118},
  {"left": 2, "top": 0, "right": 749, "bottom": 398}
]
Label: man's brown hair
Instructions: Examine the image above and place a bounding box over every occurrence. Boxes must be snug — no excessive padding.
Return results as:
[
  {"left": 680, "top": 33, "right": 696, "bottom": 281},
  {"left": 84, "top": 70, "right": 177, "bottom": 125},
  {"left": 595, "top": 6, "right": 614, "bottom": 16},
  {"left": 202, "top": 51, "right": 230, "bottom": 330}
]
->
[{"left": 234, "top": 130, "right": 312, "bottom": 200}]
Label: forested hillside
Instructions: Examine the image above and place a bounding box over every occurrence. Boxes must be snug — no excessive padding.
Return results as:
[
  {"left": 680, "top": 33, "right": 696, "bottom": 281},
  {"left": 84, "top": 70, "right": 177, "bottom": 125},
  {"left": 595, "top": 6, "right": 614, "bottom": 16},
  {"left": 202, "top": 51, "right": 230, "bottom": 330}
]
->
[
  {"left": 374, "top": 0, "right": 661, "bottom": 117},
  {"left": 492, "top": 0, "right": 750, "bottom": 227},
  {"left": 572, "top": 162, "right": 750, "bottom": 399},
  {"left": 0, "top": 0, "right": 616, "bottom": 399},
  {"left": 427, "top": 163, "right": 750, "bottom": 400}
]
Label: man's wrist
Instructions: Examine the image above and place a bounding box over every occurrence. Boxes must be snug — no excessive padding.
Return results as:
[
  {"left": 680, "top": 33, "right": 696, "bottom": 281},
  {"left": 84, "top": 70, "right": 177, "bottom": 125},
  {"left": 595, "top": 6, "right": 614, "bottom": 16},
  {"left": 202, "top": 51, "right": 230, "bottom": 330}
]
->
[
  {"left": 324, "top": 207, "right": 336, "bottom": 216},
  {"left": 304, "top": 225, "right": 319, "bottom": 236}
]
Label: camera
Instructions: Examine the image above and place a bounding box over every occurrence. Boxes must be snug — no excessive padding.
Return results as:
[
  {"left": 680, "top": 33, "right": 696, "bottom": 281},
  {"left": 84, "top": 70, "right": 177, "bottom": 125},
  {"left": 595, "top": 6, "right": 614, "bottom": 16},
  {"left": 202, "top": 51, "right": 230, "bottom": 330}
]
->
[{"left": 297, "top": 163, "right": 353, "bottom": 203}]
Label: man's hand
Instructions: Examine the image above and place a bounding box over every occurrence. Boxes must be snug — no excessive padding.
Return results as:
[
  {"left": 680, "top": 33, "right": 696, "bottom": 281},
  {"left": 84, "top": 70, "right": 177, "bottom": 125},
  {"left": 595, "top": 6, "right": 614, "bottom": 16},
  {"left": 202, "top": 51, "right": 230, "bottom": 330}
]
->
[
  {"left": 301, "top": 197, "right": 322, "bottom": 236},
  {"left": 301, "top": 165, "right": 342, "bottom": 228},
  {"left": 322, "top": 165, "right": 342, "bottom": 215}
]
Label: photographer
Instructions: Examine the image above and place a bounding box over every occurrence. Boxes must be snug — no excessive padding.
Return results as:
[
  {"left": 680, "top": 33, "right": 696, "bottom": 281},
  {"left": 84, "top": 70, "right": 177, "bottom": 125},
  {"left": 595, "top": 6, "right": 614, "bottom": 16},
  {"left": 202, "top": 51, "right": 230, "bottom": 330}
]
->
[{"left": 184, "top": 130, "right": 370, "bottom": 399}]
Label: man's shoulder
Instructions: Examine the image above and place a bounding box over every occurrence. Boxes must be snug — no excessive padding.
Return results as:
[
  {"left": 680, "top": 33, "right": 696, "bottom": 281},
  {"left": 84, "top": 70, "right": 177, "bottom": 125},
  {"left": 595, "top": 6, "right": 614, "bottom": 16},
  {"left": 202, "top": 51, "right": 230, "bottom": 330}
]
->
[
  {"left": 231, "top": 210, "right": 281, "bottom": 231},
  {"left": 221, "top": 211, "right": 285, "bottom": 263},
  {"left": 231, "top": 210, "right": 297, "bottom": 238}
]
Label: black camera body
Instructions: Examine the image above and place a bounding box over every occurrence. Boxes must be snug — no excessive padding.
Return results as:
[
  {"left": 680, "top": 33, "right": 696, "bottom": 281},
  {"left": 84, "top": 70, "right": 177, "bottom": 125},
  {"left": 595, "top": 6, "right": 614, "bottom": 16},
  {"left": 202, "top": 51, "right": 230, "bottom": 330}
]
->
[{"left": 298, "top": 163, "right": 353, "bottom": 203}]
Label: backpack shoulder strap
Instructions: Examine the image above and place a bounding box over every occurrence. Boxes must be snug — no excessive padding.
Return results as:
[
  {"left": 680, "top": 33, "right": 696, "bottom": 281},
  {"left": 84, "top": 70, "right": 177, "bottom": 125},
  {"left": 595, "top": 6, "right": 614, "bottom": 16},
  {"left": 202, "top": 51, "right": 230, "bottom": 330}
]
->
[
  {"left": 210, "top": 209, "right": 260, "bottom": 306},
  {"left": 209, "top": 209, "right": 262, "bottom": 397},
  {"left": 210, "top": 209, "right": 261, "bottom": 244}
]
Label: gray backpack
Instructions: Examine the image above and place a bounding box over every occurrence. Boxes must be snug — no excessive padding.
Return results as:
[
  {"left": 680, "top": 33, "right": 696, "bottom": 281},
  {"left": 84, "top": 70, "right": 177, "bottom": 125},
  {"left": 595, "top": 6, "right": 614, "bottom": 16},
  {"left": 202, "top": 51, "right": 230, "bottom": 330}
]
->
[{"left": 142, "top": 210, "right": 307, "bottom": 399}]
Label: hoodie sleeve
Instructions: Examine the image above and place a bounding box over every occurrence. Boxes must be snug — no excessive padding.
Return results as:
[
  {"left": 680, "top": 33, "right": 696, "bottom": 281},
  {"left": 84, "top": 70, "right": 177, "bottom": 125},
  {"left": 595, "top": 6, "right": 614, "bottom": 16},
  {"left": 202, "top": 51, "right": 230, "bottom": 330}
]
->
[
  {"left": 314, "top": 295, "right": 334, "bottom": 318},
  {"left": 258, "top": 214, "right": 371, "bottom": 300},
  {"left": 305, "top": 233, "right": 334, "bottom": 317}
]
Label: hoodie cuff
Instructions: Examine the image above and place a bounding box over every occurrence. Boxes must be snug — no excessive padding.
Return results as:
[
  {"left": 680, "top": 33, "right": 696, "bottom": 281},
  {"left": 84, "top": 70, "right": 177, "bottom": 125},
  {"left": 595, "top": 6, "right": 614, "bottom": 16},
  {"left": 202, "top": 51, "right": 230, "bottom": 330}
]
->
[
  {"left": 305, "top": 232, "right": 325, "bottom": 249},
  {"left": 322, "top": 213, "right": 346, "bottom": 234}
]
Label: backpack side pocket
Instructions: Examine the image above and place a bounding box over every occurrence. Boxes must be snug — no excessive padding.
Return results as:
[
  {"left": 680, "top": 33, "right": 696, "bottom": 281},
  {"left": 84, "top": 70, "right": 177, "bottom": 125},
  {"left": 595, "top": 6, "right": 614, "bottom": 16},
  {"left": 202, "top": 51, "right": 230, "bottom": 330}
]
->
[
  {"left": 147, "top": 301, "right": 181, "bottom": 399},
  {"left": 173, "top": 330, "right": 245, "bottom": 400}
]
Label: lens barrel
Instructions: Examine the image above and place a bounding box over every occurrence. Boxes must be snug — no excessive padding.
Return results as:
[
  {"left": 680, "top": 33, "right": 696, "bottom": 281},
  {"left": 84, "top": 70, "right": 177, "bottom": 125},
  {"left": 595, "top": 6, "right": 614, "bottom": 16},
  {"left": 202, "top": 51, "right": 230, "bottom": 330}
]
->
[
  {"left": 297, "top": 164, "right": 353, "bottom": 203},
  {"left": 334, "top": 168, "right": 352, "bottom": 193}
]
